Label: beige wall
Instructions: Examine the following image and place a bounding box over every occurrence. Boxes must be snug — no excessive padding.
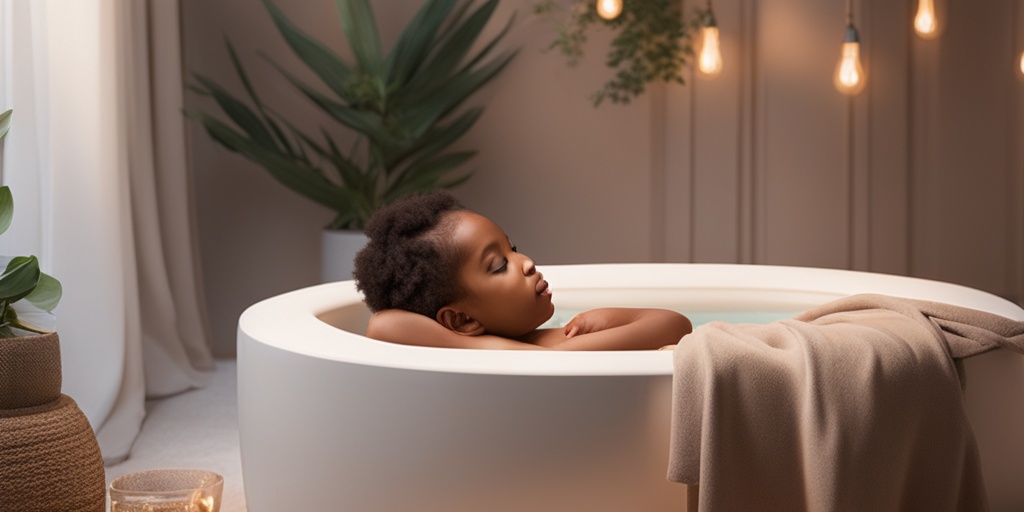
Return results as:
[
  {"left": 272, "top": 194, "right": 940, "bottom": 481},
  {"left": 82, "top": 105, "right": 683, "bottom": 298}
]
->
[{"left": 182, "top": 0, "right": 1024, "bottom": 356}]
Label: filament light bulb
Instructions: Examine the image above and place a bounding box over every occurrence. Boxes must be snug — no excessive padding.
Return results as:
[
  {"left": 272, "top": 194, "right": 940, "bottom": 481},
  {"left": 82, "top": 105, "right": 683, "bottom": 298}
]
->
[
  {"left": 834, "top": 26, "right": 866, "bottom": 96},
  {"left": 697, "top": 13, "right": 723, "bottom": 78},
  {"left": 914, "top": 0, "right": 939, "bottom": 39},
  {"left": 1019, "top": 50, "right": 1024, "bottom": 77},
  {"left": 596, "top": 0, "right": 622, "bottom": 20}
]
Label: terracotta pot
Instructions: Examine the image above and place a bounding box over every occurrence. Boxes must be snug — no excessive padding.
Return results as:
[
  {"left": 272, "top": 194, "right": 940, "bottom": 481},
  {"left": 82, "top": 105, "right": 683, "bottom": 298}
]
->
[{"left": 0, "top": 332, "right": 106, "bottom": 511}]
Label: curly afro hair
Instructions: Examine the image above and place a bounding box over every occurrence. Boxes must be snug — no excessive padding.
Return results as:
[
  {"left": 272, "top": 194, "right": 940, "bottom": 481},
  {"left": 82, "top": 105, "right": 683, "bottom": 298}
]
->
[{"left": 353, "top": 191, "right": 466, "bottom": 318}]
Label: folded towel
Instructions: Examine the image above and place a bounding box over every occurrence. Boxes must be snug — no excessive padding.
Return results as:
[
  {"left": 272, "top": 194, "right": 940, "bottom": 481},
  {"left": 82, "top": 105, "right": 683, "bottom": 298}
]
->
[{"left": 668, "top": 294, "right": 1024, "bottom": 512}]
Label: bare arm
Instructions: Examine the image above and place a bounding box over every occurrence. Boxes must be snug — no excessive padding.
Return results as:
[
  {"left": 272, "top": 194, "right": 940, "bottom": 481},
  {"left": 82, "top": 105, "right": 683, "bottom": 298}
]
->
[
  {"left": 366, "top": 308, "right": 691, "bottom": 351},
  {"left": 365, "top": 309, "right": 546, "bottom": 350},
  {"left": 522, "top": 308, "right": 692, "bottom": 351}
]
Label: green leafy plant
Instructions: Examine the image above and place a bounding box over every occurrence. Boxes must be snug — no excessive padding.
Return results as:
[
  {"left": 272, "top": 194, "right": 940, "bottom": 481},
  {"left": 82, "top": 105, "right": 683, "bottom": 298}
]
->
[
  {"left": 534, "top": 0, "right": 704, "bottom": 106},
  {"left": 189, "top": 0, "right": 518, "bottom": 230},
  {"left": 0, "top": 109, "right": 63, "bottom": 338}
]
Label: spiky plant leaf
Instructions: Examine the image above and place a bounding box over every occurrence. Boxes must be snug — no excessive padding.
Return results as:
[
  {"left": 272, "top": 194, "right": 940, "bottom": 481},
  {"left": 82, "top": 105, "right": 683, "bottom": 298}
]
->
[
  {"left": 191, "top": 0, "right": 517, "bottom": 229},
  {"left": 266, "top": 60, "right": 397, "bottom": 151},
  {"left": 398, "top": 49, "right": 517, "bottom": 139},
  {"left": 384, "top": 0, "right": 458, "bottom": 86},
  {"left": 386, "top": 150, "right": 477, "bottom": 201},
  {"left": 335, "top": 0, "right": 384, "bottom": 78},
  {"left": 262, "top": 0, "right": 355, "bottom": 100},
  {"left": 385, "top": 107, "right": 483, "bottom": 173},
  {"left": 194, "top": 74, "right": 276, "bottom": 147},
  {"left": 188, "top": 111, "right": 354, "bottom": 211},
  {"left": 413, "top": 0, "right": 501, "bottom": 86}
]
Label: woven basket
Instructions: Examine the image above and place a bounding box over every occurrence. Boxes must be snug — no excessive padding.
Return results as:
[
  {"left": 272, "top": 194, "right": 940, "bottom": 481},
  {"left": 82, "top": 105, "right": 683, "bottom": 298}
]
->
[
  {"left": 0, "top": 332, "right": 106, "bottom": 512},
  {"left": 0, "top": 331, "right": 62, "bottom": 408}
]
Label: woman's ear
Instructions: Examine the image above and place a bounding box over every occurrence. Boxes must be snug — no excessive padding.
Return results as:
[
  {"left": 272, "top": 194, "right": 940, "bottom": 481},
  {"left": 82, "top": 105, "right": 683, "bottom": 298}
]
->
[{"left": 437, "top": 306, "right": 485, "bottom": 336}]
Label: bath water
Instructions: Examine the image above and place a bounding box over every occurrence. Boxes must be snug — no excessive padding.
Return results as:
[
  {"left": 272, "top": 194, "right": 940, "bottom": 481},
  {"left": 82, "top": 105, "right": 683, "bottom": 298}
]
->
[{"left": 541, "top": 309, "right": 801, "bottom": 330}]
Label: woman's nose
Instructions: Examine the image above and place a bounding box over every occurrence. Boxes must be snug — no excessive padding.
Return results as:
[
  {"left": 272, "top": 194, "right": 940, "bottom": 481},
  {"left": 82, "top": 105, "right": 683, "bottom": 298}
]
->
[{"left": 521, "top": 255, "right": 536, "bottom": 276}]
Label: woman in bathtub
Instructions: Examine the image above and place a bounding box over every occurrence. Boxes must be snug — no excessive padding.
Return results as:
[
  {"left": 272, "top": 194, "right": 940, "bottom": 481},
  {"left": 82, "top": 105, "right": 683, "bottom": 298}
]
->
[{"left": 353, "top": 191, "right": 692, "bottom": 350}]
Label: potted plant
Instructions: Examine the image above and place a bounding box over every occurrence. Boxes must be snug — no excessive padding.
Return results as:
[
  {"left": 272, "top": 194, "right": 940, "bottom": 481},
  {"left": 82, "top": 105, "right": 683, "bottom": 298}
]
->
[
  {"left": 0, "top": 109, "right": 105, "bottom": 511},
  {"left": 189, "top": 0, "right": 518, "bottom": 281}
]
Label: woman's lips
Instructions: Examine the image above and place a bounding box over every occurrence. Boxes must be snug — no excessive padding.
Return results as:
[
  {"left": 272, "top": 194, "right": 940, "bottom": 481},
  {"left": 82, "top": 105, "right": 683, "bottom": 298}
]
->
[{"left": 535, "top": 275, "right": 551, "bottom": 296}]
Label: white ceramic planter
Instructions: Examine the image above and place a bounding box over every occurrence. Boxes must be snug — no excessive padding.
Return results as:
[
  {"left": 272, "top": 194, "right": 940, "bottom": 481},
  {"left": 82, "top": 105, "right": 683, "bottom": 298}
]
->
[{"left": 320, "top": 230, "right": 368, "bottom": 283}]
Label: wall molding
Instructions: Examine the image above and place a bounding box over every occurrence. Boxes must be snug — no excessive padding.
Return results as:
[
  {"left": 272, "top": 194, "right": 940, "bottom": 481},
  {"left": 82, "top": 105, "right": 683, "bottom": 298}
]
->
[
  {"left": 1008, "top": 0, "right": 1022, "bottom": 306},
  {"left": 649, "top": 83, "right": 667, "bottom": 263},
  {"left": 740, "top": 0, "right": 758, "bottom": 264}
]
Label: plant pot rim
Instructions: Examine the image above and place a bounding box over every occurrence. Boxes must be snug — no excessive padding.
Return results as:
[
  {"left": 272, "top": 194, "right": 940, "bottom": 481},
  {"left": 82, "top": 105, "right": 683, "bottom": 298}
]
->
[
  {"left": 1, "top": 331, "right": 59, "bottom": 342},
  {"left": 0, "top": 331, "right": 62, "bottom": 410}
]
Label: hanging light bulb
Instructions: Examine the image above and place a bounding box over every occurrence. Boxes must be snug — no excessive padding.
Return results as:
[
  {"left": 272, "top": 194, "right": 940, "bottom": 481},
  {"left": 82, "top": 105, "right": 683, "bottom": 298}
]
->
[
  {"left": 834, "top": 25, "right": 866, "bottom": 96},
  {"left": 1019, "top": 50, "right": 1024, "bottom": 77},
  {"left": 596, "top": 0, "right": 622, "bottom": 20},
  {"left": 697, "top": 4, "right": 723, "bottom": 78},
  {"left": 913, "top": 0, "right": 939, "bottom": 39}
]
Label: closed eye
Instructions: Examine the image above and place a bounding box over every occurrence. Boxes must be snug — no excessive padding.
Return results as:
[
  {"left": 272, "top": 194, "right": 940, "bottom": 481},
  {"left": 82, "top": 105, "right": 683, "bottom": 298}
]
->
[{"left": 492, "top": 257, "right": 508, "bottom": 274}]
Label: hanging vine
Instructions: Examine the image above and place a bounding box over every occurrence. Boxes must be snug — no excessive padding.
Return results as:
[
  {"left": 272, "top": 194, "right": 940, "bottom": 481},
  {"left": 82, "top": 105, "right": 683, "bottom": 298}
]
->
[{"left": 534, "top": 0, "right": 707, "bottom": 106}]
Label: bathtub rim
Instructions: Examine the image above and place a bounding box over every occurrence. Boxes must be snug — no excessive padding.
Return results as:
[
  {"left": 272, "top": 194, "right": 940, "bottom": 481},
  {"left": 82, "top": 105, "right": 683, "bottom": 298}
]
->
[{"left": 237, "top": 263, "right": 1024, "bottom": 377}]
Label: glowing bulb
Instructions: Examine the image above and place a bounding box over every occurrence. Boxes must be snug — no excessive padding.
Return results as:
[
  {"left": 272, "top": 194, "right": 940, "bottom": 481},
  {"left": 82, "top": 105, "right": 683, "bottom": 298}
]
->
[
  {"left": 914, "top": 0, "right": 939, "bottom": 39},
  {"left": 698, "top": 26, "right": 723, "bottom": 78},
  {"left": 834, "top": 27, "right": 866, "bottom": 96},
  {"left": 835, "top": 42, "right": 866, "bottom": 95},
  {"left": 1019, "top": 51, "right": 1024, "bottom": 77},
  {"left": 596, "top": 0, "right": 622, "bottom": 20}
]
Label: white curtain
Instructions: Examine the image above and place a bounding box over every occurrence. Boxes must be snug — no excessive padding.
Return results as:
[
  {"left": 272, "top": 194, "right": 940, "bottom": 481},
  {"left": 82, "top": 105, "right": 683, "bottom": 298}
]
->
[{"left": 0, "top": 0, "right": 213, "bottom": 464}]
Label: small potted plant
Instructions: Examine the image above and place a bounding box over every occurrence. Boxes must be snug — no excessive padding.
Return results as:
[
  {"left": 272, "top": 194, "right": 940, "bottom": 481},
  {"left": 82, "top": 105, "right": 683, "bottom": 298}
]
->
[
  {"left": 189, "top": 0, "right": 518, "bottom": 281},
  {"left": 0, "top": 109, "right": 105, "bottom": 511}
]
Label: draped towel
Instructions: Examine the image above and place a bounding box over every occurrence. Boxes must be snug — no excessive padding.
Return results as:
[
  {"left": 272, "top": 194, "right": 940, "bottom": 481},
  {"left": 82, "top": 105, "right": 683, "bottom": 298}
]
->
[{"left": 668, "top": 294, "right": 1024, "bottom": 512}]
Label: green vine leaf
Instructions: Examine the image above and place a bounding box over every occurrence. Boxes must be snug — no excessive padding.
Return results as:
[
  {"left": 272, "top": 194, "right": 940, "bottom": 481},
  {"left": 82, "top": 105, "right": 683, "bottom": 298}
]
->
[{"left": 535, "top": 0, "right": 705, "bottom": 106}]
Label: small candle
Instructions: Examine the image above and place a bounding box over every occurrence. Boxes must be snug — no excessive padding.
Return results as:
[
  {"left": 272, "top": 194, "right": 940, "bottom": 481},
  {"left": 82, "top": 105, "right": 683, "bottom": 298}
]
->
[
  {"left": 198, "top": 495, "right": 216, "bottom": 512},
  {"left": 109, "top": 469, "right": 222, "bottom": 512}
]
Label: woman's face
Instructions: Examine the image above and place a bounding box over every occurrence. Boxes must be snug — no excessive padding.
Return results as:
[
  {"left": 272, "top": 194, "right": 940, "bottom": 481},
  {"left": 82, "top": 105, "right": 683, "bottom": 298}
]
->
[{"left": 445, "top": 210, "right": 554, "bottom": 338}]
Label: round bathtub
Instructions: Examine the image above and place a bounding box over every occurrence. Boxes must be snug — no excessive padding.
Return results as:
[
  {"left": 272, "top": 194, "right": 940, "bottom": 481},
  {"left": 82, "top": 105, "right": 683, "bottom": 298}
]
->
[{"left": 237, "top": 264, "right": 1024, "bottom": 511}]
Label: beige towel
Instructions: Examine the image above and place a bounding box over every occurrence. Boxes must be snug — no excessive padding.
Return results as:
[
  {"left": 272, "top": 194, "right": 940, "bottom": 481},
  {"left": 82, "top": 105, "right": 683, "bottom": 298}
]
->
[{"left": 668, "top": 294, "right": 1024, "bottom": 512}]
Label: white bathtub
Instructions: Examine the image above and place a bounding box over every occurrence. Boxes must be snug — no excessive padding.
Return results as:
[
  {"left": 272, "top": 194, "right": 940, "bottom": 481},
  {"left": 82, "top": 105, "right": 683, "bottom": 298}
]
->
[{"left": 237, "top": 264, "right": 1024, "bottom": 511}]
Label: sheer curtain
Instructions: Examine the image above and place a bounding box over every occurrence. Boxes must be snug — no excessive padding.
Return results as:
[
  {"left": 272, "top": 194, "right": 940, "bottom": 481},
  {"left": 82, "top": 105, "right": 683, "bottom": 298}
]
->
[{"left": 0, "top": 0, "right": 213, "bottom": 464}]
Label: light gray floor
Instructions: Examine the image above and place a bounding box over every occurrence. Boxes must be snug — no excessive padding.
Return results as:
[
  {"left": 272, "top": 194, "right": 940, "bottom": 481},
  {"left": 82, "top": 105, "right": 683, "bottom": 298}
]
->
[{"left": 104, "top": 360, "right": 246, "bottom": 512}]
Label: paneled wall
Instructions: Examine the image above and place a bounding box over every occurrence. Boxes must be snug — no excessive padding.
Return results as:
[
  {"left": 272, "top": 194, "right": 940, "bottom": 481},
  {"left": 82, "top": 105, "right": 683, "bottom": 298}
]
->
[
  {"left": 658, "top": 0, "right": 1023, "bottom": 297},
  {"left": 182, "top": 0, "right": 1024, "bottom": 356}
]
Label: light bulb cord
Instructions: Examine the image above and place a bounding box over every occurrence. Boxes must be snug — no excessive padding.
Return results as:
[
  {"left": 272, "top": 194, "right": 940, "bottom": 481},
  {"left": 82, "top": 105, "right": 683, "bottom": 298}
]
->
[{"left": 704, "top": 0, "right": 717, "bottom": 27}]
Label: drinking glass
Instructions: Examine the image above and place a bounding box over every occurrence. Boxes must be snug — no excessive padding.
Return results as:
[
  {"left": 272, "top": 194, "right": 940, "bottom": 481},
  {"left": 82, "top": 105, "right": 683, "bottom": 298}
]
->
[{"left": 109, "top": 468, "right": 223, "bottom": 512}]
